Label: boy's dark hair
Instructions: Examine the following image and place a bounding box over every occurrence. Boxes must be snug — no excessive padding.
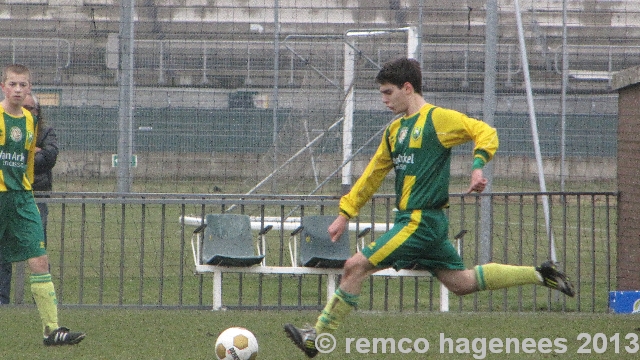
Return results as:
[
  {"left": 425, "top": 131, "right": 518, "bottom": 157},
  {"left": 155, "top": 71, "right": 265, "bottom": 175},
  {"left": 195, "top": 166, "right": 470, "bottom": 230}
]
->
[{"left": 375, "top": 58, "right": 422, "bottom": 95}]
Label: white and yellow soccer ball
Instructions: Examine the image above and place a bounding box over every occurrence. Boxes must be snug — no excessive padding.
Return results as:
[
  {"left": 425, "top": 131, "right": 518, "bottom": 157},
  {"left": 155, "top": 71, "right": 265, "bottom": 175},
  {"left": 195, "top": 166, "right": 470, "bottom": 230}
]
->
[{"left": 215, "top": 327, "right": 259, "bottom": 360}]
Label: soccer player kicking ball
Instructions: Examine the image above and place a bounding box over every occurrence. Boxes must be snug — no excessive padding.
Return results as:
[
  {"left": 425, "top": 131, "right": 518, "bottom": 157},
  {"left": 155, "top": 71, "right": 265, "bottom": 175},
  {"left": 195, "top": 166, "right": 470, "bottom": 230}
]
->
[
  {"left": 284, "top": 57, "right": 574, "bottom": 358},
  {"left": 0, "top": 64, "right": 85, "bottom": 345}
]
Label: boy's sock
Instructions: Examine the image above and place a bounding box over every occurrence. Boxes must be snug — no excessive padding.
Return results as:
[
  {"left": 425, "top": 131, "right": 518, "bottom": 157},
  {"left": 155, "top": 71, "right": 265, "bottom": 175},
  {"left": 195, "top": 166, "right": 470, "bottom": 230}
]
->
[
  {"left": 30, "top": 273, "right": 59, "bottom": 336},
  {"left": 315, "top": 288, "right": 358, "bottom": 334},
  {"left": 475, "top": 263, "right": 542, "bottom": 291}
]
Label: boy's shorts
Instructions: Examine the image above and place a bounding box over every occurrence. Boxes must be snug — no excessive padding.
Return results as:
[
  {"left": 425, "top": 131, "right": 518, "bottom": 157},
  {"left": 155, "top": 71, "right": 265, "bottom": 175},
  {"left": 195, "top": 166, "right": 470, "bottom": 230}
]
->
[
  {"left": 0, "top": 191, "right": 46, "bottom": 263},
  {"left": 361, "top": 209, "right": 465, "bottom": 275}
]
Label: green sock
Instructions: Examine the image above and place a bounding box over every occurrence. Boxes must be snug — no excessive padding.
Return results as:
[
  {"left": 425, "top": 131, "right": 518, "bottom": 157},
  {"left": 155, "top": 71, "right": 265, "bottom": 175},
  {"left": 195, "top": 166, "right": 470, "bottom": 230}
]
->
[
  {"left": 315, "top": 288, "right": 358, "bottom": 334},
  {"left": 30, "top": 273, "right": 59, "bottom": 336},
  {"left": 475, "top": 263, "right": 542, "bottom": 291}
]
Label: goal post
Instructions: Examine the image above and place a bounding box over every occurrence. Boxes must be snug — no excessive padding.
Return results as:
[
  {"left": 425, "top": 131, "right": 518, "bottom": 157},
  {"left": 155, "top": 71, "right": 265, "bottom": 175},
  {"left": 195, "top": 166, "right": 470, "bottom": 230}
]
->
[{"left": 341, "top": 27, "right": 419, "bottom": 192}]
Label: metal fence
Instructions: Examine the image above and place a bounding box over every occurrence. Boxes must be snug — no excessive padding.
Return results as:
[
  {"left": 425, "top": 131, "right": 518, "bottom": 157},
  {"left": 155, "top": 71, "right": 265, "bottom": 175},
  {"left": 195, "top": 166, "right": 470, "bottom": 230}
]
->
[
  {"left": 0, "top": 1, "right": 631, "bottom": 193},
  {"left": 11, "top": 191, "right": 616, "bottom": 313}
]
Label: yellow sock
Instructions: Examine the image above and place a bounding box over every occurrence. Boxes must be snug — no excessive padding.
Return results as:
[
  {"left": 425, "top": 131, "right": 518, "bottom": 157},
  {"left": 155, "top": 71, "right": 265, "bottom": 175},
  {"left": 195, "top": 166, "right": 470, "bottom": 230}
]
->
[
  {"left": 475, "top": 263, "right": 542, "bottom": 291},
  {"left": 30, "top": 273, "right": 59, "bottom": 336},
  {"left": 315, "top": 289, "right": 357, "bottom": 334}
]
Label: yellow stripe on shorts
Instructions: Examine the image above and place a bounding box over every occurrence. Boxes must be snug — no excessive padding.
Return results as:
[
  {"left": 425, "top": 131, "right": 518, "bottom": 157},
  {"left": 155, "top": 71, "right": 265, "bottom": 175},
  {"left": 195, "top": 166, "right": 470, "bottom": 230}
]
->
[{"left": 368, "top": 210, "right": 422, "bottom": 266}]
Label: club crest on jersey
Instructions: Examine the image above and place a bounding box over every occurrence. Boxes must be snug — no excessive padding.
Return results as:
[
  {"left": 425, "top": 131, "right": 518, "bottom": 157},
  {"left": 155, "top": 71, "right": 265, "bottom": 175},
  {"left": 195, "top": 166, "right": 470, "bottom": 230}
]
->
[
  {"left": 398, "top": 127, "right": 408, "bottom": 143},
  {"left": 10, "top": 126, "right": 22, "bottom": 142},
  {"left": 412, "top": 126, "right": 422, "bottom": 140}
]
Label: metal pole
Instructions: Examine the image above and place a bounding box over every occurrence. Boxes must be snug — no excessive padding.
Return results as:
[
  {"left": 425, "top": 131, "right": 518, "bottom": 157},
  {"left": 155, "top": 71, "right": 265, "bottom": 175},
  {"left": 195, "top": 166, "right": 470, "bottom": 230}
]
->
[
  {"left": 514, "top": 0, "right": 557, "bottom": 263},
  {"left": 560, "top": 0, "right": 569, "bottom": 191},
  {"left": 406, "top": 26, "right": 419, "bottom": 59},
  {"left": 480, "top": 0, "right": 498, "bottom": 264},
  {"left": 342, "top": 41, "right": 355, "bottom": 194},
  {"left": 271, "top": 0, "right": 280, "bottom": 193},
  {"left": 340, "top": 28, "right": 417, "bottom": 195},
  {"left": 417, "top": 0, "right": 423, "bottom": 67},
  {"left": 117, "top": 0, "right": 135, "bottom": 193}
]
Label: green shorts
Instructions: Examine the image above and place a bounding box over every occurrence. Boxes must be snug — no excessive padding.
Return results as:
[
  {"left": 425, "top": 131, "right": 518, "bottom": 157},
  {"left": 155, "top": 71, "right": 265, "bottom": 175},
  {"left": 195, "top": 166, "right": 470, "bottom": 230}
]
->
[
  {"left": 0, "top": 191, "right": 46, "bottom": 263},
  {"left": 361, "top": 209, "right": 465, "bottom": 275}
]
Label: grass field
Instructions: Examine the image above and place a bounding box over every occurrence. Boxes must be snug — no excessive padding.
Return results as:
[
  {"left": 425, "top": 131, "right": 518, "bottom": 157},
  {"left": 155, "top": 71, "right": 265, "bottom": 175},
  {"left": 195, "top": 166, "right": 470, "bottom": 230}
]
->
[{"left": 1, "top": 307, "right": 638, "bottom": 359}]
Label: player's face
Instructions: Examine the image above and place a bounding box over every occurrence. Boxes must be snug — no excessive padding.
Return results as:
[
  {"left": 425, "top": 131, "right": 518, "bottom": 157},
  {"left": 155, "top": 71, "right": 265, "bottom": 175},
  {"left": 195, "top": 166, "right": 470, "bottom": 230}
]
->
[
  {"left": 379, "top": 82, "right": 410, "bottom": 115},
  {"left": 1, "top": 71, "right": 31, "bottom": 107}
]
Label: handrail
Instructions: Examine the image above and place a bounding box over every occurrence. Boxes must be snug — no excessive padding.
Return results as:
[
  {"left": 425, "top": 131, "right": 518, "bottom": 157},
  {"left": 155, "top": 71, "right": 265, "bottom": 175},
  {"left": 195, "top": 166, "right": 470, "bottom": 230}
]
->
[
  {"left": 133, "top": 38, "right": 634, "bottom": 88},
  {"left": 2, "top": 37, "right": 71, "bottom": 69}
]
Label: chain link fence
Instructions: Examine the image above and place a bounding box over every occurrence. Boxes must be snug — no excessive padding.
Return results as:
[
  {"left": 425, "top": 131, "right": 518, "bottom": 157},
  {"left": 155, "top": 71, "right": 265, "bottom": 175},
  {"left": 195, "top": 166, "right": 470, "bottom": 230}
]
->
[{"left": 0, "top": 1, "right": 631, "bottom": 194}]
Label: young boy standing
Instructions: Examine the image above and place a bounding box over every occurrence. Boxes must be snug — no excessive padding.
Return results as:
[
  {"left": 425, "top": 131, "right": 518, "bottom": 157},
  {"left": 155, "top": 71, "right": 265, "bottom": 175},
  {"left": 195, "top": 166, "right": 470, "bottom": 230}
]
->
[{"left": 0, "top": 64, "right": 85, "bottom": 346}]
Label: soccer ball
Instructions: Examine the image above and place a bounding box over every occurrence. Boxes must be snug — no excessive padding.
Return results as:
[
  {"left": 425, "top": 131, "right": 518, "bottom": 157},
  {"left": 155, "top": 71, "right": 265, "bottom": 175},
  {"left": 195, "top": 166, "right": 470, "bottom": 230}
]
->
[{"left": 215, "top": 327, "right": 259, "bottom": 360}]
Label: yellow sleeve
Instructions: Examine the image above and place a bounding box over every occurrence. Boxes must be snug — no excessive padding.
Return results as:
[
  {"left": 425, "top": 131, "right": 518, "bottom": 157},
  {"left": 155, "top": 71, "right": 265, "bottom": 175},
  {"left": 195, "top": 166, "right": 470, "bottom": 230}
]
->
[
  {"left": 24, "top": 111, "right": 36, "bottom": 189},
  {"left": 339, "top": 129, "right": 394, "bottom": 219},
  {"left": 432, "top": 107, "right": 499, "bottom": 167}
]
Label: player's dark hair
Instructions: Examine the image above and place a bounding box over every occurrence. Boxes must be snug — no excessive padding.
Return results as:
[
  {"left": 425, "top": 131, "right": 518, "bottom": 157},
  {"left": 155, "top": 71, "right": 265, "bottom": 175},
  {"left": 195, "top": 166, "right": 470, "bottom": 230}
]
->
[
  {"left": 2, "top": 64, "right": 30, "bottom": 82},
  {"left": 375, "top": 58, "right": 422, "bottom": 95}
]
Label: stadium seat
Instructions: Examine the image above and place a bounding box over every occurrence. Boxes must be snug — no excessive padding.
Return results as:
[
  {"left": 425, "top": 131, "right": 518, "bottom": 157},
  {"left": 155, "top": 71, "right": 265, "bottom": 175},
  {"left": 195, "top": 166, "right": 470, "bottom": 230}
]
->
[
  {"left": 289, "top": 215, "right": 351, "bottom": 268},
  {"left": 190, "top": 214, "right": 445, "bottom": 310},
  {"left": 197, "top": 214, "right": 266, "bottom": 267}
]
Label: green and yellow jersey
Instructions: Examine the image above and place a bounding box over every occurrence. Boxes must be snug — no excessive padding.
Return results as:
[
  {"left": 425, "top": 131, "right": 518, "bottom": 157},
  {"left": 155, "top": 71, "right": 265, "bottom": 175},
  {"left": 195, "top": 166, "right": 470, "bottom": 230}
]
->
[
  {"left": 0, "top": 105, "right": 37, "bottom": 191},
  {"left": 339, "top": 103, "right": 498, "bottom": 217}
]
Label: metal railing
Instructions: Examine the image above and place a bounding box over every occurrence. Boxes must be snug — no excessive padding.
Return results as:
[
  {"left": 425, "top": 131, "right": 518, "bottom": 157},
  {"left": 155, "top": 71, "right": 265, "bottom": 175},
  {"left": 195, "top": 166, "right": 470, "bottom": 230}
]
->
[
  {"left": 131, "top": 38, "right": 638, "bottom": 91},
  {"left": 0, "top": 37, "right": 71, "bottom": 84},
  {"left": 11, "top": 191, "right": 617, "bottom": 312}
]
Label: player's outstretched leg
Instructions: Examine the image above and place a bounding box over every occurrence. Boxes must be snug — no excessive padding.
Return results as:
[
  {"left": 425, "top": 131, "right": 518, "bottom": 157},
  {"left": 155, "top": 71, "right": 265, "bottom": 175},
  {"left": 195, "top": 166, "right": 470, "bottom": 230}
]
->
[
  {"left": 536, "top": 261, "right": 575, "bottom": 297},
  {"left": 284, "top": 324, "right": 318, "bottom": 358},
  {"left": 43, "top": 327, "right": 86, "bottom": 346}
]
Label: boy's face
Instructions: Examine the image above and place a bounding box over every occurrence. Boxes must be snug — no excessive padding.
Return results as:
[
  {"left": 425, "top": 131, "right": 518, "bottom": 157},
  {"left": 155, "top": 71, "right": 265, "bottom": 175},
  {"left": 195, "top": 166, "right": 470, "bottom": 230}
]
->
[
  {"left": 1, "top": 71, "right": 31, "bottom": 107},
  {"left": 379, "top": 82, "right": 411, "bottom": 115}
]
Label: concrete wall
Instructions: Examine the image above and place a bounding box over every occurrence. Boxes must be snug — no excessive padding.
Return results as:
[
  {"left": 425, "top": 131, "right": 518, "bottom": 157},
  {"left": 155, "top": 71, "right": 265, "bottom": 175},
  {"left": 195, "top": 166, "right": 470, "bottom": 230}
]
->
[{"left": 613, "top": 66, "right": 640, "bottom": 290}]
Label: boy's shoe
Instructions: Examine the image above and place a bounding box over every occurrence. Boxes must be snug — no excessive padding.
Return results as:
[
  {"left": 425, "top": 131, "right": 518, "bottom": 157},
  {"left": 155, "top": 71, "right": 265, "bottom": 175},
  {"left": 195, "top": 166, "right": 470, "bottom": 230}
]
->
[
  {"left": 284, "top": 324, "right": 319, "bottom": 358},
  {"left": 43, "top": 327, "right": 86, "bottom": 346},
  {"left": 536, "top": 261, "right": 576, "bottom": 297}
]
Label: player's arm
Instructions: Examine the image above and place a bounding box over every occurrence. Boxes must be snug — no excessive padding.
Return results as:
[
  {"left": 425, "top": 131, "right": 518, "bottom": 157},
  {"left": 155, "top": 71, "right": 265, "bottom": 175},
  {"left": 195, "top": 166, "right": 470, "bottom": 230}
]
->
[
  {"left": 338, "top": 130, "right": 394, "bottom": 220},
  {"left": 466, "top": 117, "right": 498, "bottom": 170},
  {"left": 432, "top": 108, "right": 498, "bottom": 193},
  {"left": 35, "top": 127, "right": 59, "bottom": 174},
  {"left": 463, "top": 116, "right": 496, "bottom": 194},
  {"left": 328, "top": 214, "right": 349, "bottom": 242},
  {"left": 466, "top": 168, "right": 487, "bottom": 193},
  {"left": 432, "top": 107, "right": 498, "bottom": 162}
]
